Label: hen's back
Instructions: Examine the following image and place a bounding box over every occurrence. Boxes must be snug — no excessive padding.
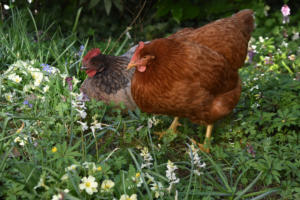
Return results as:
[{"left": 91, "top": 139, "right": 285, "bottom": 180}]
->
[{"left": 172, "top": 9, "right": 254, "bottom": 70}]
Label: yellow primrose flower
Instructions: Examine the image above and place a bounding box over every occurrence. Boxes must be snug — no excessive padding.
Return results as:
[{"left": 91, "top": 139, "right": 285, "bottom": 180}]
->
[
  {"left": 65, "top": 164, "right": 79, "bottom": 171},
  {"left": 43, "top": 85, "right": 50, "bottom": 92},
  {"left": 120, "top": 194, "right": 137, "bottom": 200},
  {"left": 79, "top": 176, "right": 98, "bottom": 195},
  {"left": 135, "top": 172, "right": 140, "bottom": 178},
  {"left": 4, "top": 92, "right": 14, "bottom": 102},
  {"left": 31, "top": 71, "right": 43, "bottom": 86},
  {"left": 51, "top": 147, "right": 57, "bottom": 153},
  {"left": 97, "top": 166, "right": 102, "bottom": 171},
  {"left": 8, "top": 73, "right": 22, "bottom": 83},
  {"left": 101, "top": 179, "right": 115, "bottom": 192}
]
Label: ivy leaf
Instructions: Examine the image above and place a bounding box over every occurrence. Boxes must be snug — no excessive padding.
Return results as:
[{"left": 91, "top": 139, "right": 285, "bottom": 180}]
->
[{"left": 104, "top": 0, "right": 112, "bottom": 15}]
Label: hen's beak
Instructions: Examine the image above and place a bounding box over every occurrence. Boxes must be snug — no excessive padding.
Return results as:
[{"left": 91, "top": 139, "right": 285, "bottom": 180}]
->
[{"left": 127, "top": 62, "right": 137, "bottom": 70}]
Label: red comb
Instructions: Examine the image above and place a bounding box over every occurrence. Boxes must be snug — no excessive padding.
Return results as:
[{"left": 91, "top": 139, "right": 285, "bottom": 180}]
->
[
  {"left": 83, "top": 48, "right": 101, "bottom": 62},
  {"left": 131, "top": 41, "right": 145, "bottom": 62},
  {"left": 138, "top": 41, "right": 144, "bottom": 49}
]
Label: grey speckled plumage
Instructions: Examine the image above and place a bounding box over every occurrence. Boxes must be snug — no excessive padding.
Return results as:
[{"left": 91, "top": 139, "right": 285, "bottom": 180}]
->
[{"left": 80, "top": 46, "right": 139, "bottom": 110}]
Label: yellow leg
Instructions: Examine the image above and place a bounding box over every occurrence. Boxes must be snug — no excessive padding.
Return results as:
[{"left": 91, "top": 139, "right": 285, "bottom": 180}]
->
[
  {"left": 191, "top": 124, "right": 213, "bottom": 153},
  {"left": 154, "top": 117, "right": 181, "bottom": 139}
]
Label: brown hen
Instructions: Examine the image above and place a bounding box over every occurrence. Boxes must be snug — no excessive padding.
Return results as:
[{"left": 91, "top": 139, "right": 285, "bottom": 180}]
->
[{"left": 127, "top": 10, "right": 254, "bottom": 152}]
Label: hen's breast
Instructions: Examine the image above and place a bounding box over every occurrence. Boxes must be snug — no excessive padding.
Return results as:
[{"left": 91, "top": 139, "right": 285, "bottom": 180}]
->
[{"left": 130, "top": 39, "right": 242, "bottom": 124}]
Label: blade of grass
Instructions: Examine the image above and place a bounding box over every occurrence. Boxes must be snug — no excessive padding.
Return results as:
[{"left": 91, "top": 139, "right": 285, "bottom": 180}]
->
[
  {"left": 234, "top": 171, "right": 263, "bottom": 200},
  {"left": 248, "top": 188, "right": 279, "bottom": 200},
  {"left": 232, "top": 167, "right": 249, "bottom": 194},
  {"left": 51, "top": 40, "right": 76, "bottom": 66},
  {"left": 27, "top": 8, "right": 39, "bottom": 43},
  {"left": 0, "top": 146, "right": 14, "bottom": 177},
  {"left": 184, "top": 144, "right": 195, "bottom": 200},
  {"left": 72, "top": 7, "right": 82, "bottom": 34},
  {"left": 114, "top": 33, "right": 130, "bottom": 56},
  {"left": 202, "top": 152, "right": 232, "bottom": 192}
]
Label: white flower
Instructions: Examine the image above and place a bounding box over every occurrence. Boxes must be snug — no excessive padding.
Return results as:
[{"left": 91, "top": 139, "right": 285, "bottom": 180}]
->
[
  {"left": 292, "top": 32, "right": 299, "bottom": 40},
  {"left": 23, "top": 84, "right": 35, "bottom": 92},
  {"left": 64, "top": 189, "right": 69, "bottom": 193},
  {"left": 259, "top": 36, "right": 264, "bottom": 43},
  {"left": 288, "top": 54, "right": 296, "bottom": 61},
  {"left": 150, "top": 182, "right": 164, "bottom": 198},
  {"left": 250, "top": 85, "right": 259, "bottom": 92},
  {"left": 34, "top": 175, "right": 49, "bottom": 190},
  {"left": 145, "top": 173, "right": 155, "bottom": 183},
  {"left": 140, "top": 147, "right": 153, "bottom": 169},
  {"left": 65, "top": 164, "right": 79, "bottom": 171},
  {"left": 76, "top": 109, "right": 87, "bottom": 119},
  {"left": 281, "top": 41, "right": 288, "bottom": 48},
  {"left": 148, "top": 116, "right": 159, "bottom": 128},
  {"left": 4, "top": 4, "right": 10, "bottom": 10},
  {"left": 73, "top": 77, "right": 80, "bottom": 87},
  {"left": 132, "top": 172, "right": 143, "bottom": 187},
  {"left": 51, "top": 194, "right": 62, "bottom": 200},
  {"left": 14, "top": 135, "right": 28, "bottom": 146},
  {"left": 61, "top": 174, "right": 68, "bottom": 181},
  {"left": 77, "top": 121, "right": 88, "bottom": 131},
  {"left": 27, "top": 0, "right": 33, "bottom": 3},
  {"left": 31, "top": 71, "right": 43, "bottom": 86},
  {"left": 101, "top": 179, "right": 115, "bottom": 192},
  {"left": 90, "top": 120, "right": 103, "bottom": 137},
  {"left": 60, "top": 74, "right": 68, "bottom": 86},
  {"left": 82, "top": 161, "right": 96, "bottom": 170},
  {"left": 7, "top": 73, "right": 22, "bottom": 83},
  {"left": 43, "top": 85, "right": 50, "bottom": 92},
  {"left": 188, "top": 145, "right": 206, "bottom": 171},
  {"left": 120, "top": 194, "right": 137, "bottom": 200},
  {"left": 79, "top": 176, "right": 98, "bottom": 195},
  {"left": 166, "top": 160, "right": 179, "bottom": 192},
  {"left": 72, "top": 100, "right": 86, "bottom": 109},
  {"left": 4, "top": 92, "right": 14, "bottom": 102}
]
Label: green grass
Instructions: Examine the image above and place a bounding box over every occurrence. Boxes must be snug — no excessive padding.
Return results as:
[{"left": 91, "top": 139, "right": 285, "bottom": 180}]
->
[{"left": 0, "top": 8, "right": 300, "bottom": 200}]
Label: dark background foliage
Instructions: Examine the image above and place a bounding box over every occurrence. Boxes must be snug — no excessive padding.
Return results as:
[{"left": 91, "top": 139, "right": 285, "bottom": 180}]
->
[{"left": 1, "top": 0, "right": 299, "bottom": 41}]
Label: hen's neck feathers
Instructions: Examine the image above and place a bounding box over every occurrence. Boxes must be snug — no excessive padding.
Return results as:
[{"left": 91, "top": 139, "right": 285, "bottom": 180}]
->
[{"left": 133, "top": 39, "right": 183, "bottom": 86}]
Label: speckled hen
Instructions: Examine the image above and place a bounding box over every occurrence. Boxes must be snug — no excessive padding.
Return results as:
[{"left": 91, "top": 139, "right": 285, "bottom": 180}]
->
[{"left": 80, "top": 46, "right": 138, "bottom": 110}]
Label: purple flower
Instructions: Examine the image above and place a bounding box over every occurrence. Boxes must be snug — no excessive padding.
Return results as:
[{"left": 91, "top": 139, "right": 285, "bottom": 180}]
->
[
  {"left": 281, "top": 4, "right": 290, "bottom": 24},
  {"left": 23, "top": 100, "right": 33, "bottom": 108},
  {"left": 264, "top": 56, "right": 273, "bottom": 65},
  {"left": 41, "top": 64, "right": 52, "bottom": 74},
  {"left": 78, "top": 45, "right": 85, "bottom": 57},
  {"left": 248, "top": 50, "right": 255, "bottom": 64},
  {"left": 246, "top": 143, "right": 256, "bottom": 157},
  {"left": 77, "top": 92, "right": 90, "bottom": 102},
  {"left": 80, "top": 45, "right": 84, "bottom": 51},
  {"left": 65, "top": 77, "right": 73, "bottom": 91}
]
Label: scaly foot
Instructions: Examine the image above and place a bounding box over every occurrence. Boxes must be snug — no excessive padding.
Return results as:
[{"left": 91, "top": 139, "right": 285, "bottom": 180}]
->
[
  {"left": 154, "top": 117, "right": 181, "bottom": 140},
  {"left": 191, "top": 139, "right": 210, "bottom": 153}
]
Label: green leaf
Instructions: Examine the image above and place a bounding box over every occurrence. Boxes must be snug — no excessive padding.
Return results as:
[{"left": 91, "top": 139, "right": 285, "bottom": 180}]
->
[
  {"left": 104, "top": 0, "right": 112, "bottom": 15},
  {"left": 88, "top": 0, "right": 101, "bottom": 9},
  {"left": 113, "top": 0, "right": 123, "bottom": 12},
  {"left": 171, "top": 6, "right": 183, "bottom": 23}
]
